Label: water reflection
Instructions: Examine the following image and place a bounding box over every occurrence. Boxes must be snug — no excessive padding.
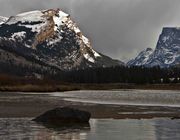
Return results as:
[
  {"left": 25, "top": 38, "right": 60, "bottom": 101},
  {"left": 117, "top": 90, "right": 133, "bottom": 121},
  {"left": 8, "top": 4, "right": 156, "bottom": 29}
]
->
[
  {"left": 154, "top": 119, "right": 180, "bottom": 140},
  {"left": 0, "top": 118, "right": 180, "bottom": 140},
  {"left": 0, "top": 118, "right": 90, "bottom": 140}
]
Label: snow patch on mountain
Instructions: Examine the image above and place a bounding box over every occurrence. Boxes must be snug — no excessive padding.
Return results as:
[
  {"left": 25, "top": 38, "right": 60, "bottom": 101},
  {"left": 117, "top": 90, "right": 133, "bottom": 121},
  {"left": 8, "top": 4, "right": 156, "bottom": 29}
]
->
[
  {"left": 162, "top": 36, "right": 170, "bottom": 43},
  {"left": 84, "top": 53, "right": 95, "bottom": 63},
  {"left": 0, "top": 16, "right": 8, "bottom": 24},
  {"left": 82, "top": 36, "right": 89, "bottom": 45},
  {"left": 22, "top": 22, "right": 47, "bottom": 33},
  {"left": 11, "top": 31, "right": 26, "bottom": 40},
  {"left": 92, "top": 49, "right": 101, "bottom": 58},
  {"left": 7, "top": 11, "right": 44, "bottom": 24},
  {"left": 53, "top": 11, "right": 69, "bottom": 31},
  {"left": 5, "top": 11, "right": 48, "bottom": 34},
  {"left": 47, "top": 37, "right": 63, "bottom": 46}
]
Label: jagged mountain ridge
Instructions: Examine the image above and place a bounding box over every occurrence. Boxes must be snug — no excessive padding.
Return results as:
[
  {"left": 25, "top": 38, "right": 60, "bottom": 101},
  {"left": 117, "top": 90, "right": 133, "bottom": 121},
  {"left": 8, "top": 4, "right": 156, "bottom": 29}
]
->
[
  {"left": 128, "top": 28, "right": 180, "bottom": 67},
  {"left": 0, "top": 9, "right": 123, "bottom": 75},
  {"left": 0, "top": 16, "right": 8, "bottom": 24},
  {"left": 127, "top": 48, "right": 154, "bottom": 66}
]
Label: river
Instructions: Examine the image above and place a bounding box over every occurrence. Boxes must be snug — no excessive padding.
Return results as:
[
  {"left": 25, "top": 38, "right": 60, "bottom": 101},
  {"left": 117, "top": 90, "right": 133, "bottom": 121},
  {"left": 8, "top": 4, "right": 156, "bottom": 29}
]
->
[
  {"left": 0, "top": 118, "right": 180, "bottom": 140},
  {"left": 52, "top": 90, "right": 180, "bottom": 107},
  {"left": 1, "top": 89, "right": 180, "bottom": 140}
]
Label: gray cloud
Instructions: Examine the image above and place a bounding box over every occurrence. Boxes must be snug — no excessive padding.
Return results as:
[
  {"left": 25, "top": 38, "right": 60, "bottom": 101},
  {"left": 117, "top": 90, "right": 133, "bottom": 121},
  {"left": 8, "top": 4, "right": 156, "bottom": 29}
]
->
[{"left": 0, "top": 0, "right": 180, "bottom": 62}]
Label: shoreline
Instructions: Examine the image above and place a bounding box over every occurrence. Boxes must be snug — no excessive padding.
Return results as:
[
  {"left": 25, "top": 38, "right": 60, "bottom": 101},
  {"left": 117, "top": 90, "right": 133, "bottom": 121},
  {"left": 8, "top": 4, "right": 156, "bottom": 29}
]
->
[
  {"left": 0, "top": 83, "right": 179, "bottom": 92},
  {"left": 0, "top": 92, "right": 180, "bottom": 119}
]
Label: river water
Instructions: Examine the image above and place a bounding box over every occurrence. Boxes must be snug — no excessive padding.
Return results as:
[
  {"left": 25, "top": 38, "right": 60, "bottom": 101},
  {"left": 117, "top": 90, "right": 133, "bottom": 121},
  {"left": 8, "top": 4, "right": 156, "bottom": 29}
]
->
[
  {"left": 1, "top": 90, "right": 180, "bottom": 140},
  {"left": 52, "top": 90, "right": 180, "bottom": 107},
  {"left": 0, "top": 118, "right": 180, "bottom": 140}
]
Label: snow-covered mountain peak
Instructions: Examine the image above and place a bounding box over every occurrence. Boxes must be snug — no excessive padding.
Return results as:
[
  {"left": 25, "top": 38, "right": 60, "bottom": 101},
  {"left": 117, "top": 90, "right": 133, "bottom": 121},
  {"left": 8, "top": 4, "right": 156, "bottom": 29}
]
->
[
  {"left": 3, "top": 9, "right": 92, "bottom": 49},
  {"left": 128, "top": 27, "right": 180, "bottom": 68},
  {"left": 0, "top": 9, "right": 123, "bottom": 71}
]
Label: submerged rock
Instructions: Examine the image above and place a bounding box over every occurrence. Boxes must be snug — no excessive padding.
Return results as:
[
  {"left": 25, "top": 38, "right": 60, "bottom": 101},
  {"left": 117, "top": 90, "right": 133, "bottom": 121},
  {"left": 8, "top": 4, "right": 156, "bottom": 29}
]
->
[{"left": 33, "top": 107, "right": 91, "bottom": 126}]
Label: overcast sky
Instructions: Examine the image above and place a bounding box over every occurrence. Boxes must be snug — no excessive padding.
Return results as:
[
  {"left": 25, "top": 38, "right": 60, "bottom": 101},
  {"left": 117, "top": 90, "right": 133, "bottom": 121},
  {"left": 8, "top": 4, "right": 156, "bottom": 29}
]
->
[{"left": 0, "top": 0, "right": 180, "bottom": 62}]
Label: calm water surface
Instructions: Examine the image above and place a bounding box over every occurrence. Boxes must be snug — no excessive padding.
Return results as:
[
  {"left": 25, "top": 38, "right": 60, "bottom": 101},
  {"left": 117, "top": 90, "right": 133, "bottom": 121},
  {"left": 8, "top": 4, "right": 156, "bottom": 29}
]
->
[
  {"left": 0, "top": 118, "right": 180, "bottom": 140},
  {"left": 52, "top": 90, "right": 180, "bottom": 107}
]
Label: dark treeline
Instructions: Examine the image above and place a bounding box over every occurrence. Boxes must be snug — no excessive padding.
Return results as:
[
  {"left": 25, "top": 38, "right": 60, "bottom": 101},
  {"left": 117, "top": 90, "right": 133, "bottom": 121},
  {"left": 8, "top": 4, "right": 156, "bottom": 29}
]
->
[
  {"left": 55, "top": 66, "right": 180, "bottom": 84},
  {"left": 0, "top": 61, "right": 180, "bottom": 84}
]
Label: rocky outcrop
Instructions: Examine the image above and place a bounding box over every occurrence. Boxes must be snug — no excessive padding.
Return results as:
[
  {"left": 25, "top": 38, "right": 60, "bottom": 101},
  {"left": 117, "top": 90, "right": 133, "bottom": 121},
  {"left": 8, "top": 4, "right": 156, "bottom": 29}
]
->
[
  {"left": 32, "top": 9, "right": 59, "bottom": 49},
  {"left": 33, "top": 107, "right": 91, "bottom": 126}
]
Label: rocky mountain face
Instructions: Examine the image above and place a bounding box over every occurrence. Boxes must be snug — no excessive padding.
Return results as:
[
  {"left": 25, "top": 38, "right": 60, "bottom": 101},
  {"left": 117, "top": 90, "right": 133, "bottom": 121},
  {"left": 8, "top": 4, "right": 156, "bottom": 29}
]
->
[
  {"left": 128, "top": 28, "right": 180, "bottom": 68},
  {"left": 0, "top": 16, "right": 8, "bottom": 24},
  {"left": 127, "top": 48, "right": 154, "bottom": 66},
  {"left": 0, "top": 9, "right": 123, "bottom": 77}
]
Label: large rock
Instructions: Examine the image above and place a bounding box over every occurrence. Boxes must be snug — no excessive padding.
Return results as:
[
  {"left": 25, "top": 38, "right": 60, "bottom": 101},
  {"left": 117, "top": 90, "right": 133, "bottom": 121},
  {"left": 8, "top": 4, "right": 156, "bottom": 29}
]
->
[{"left": 33, "top": 107, "right": 91, "bottom": 126}]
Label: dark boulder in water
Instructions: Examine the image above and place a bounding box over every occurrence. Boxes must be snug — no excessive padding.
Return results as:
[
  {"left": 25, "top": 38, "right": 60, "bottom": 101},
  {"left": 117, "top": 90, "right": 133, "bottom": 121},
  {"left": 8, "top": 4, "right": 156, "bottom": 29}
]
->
[{"left": 32, "top": 107, "right": 91, "bottom": 126}]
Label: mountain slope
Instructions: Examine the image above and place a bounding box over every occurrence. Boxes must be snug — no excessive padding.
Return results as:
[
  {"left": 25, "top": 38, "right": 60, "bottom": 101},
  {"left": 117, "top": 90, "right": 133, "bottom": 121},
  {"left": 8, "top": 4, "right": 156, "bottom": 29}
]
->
[
  {"left": 128, "top": 28, "right": 180, "bottom": 67},
  {"left": 127, "top": 48, "right": 154, "bottom": 66},
  {"left": 0, "top": 16, "right": 8, "bottom": 24},
  {"left": 0, "top": 9, "right": 123, "bottom": 74}
]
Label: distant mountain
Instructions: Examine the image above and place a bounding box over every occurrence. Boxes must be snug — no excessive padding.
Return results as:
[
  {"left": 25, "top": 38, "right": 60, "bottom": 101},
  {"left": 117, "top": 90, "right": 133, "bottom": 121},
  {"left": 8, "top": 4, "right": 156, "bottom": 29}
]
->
[
  {"left": 128, "top": 28, "right": 180, "bottom": 67},
  {"left": 0, "top": 16, "right": 8, "bottom": 24},
  {"left": 0, "top": 9, "right": 123, "bottom": 77},
  {"left": 127, "top": 48, "right": 154, "bottom": 66}
]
